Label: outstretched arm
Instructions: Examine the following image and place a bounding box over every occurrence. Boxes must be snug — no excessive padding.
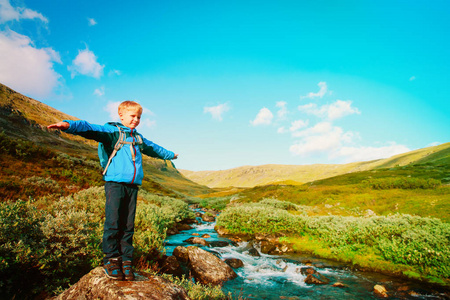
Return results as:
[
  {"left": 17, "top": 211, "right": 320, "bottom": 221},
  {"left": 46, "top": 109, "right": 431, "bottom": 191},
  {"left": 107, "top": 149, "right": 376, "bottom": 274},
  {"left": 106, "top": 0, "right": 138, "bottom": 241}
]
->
[
  {"left": 173, "top": 154, "right": 179, "bottom": 160},
  {"left": 47, "top": 121, "right": 70, "bottom": 130}
]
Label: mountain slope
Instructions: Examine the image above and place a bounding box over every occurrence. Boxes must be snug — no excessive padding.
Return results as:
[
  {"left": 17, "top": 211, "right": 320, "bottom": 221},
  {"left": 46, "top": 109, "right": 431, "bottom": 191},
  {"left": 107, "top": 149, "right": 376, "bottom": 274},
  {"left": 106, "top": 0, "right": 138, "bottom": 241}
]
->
[
  {"left": 0, "top": 83, "right": 211, "bottom": 200},
  {"left": 180, "top": 143, "right": 450, "bottom": 188}
]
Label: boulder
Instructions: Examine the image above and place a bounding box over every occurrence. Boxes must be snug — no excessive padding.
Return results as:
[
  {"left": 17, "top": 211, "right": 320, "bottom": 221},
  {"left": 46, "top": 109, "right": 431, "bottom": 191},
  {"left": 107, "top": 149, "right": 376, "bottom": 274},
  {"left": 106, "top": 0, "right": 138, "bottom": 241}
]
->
[
  {"left": 166, "top": 226, "right": 179, "bottom": 235},
  {"left": 297, "top": 267, "right": 316, "bottom": 276},
  {"left": 173, "top": 246, "right": 189, "bottom": 263},
  {"left": 177, "top": 223, "right": 193, "bottom": 231},
  {"left": 55, "top": 267, "right": 191, "bottom": 300},
  {"left": 374, "top": 285, "right": 388, "bottom": 298},
  {"left": 159, "top": 255, "right": 185, "bottom": 278},
  {"left": 214, "top": 225, "right": 231, "bottom": 236},
  {"left": 209, "top": 241, "right": 230, "bottom": 247},
  {"left": 183, "top": 237, "right": 210, "bottom": 246},
  {"left": 201, "top": 234, "right": 211, "bottom": 238},
  {"left": 187, "top": 246, "right": 237, "bottom": 285},
  {"left": 248, "top": 247, "right": 260, "bottom": 257},
  {"left": 260, "top": 240, "right": 277, "bottom": 254},
  {"left": 304, "top": 272, "right": 330, "bottom": 285},
  {"left": 224, "top": 258, "right": 244, "bottom": 269},
  {"left": 201, "top": 214, "right": 215, "bottom": 222}
]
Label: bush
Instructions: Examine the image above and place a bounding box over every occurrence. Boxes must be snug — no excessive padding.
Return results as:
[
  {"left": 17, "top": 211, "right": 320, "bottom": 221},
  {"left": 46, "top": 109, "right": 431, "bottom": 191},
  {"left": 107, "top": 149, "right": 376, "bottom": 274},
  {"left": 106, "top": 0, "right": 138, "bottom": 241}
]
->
[
  {"left": 0, "top": 187, "right": 194, "bottom": 298},
  {"left": 366, "top": 177, "right": 441, "bottom": 189},
  {"left": 0, "top": 200, "right": 45, "bottom": 298},
  {"left": 217, "top": 202, "right": 450, "bottom": 279}
]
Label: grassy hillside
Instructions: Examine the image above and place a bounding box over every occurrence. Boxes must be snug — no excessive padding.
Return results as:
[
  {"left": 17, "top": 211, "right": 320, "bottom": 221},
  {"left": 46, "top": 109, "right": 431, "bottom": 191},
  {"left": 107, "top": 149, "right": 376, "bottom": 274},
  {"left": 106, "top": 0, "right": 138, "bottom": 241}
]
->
[
  {"left": 180, "top": 142, "right": 450, "bottom": 188},
  {"left": 223, "top": 149, "right": 450, "bottom": 221},
  {"left": 0, "top": 83, "right": 211, "bottom": 200}
]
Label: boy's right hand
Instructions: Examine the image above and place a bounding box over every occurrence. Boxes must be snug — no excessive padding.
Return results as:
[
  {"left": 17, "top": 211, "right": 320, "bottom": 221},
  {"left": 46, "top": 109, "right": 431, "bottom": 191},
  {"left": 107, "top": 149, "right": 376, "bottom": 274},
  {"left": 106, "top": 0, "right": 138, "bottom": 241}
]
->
[{"left": 47, "top": 121, "right": 70, "bottom": 130}]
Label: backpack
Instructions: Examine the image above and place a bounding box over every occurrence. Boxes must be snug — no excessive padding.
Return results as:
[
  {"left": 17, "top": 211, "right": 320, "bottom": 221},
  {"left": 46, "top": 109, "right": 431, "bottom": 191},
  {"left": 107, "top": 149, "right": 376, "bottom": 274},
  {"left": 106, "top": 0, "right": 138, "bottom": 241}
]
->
[{"left": 98, "top": 125, "right": 143, "bottom": 175}]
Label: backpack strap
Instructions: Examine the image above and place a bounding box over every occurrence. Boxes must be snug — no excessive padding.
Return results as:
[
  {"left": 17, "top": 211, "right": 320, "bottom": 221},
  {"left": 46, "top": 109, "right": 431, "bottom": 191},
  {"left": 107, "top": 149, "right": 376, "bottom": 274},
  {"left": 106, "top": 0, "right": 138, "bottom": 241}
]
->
[{"left": 102, "top": 126, "right": 144, "bottom": 175}]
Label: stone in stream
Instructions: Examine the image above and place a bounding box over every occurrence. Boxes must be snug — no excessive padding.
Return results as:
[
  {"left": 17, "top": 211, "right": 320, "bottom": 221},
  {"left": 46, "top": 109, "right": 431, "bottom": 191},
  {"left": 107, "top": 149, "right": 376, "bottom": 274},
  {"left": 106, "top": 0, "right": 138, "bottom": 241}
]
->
[
  {"left": 177, "top": 223, "right": 193, "bottom": 231},
  {"left": 201, "top": 233, "right": 211, "bottom": 238},
  {"left": 248, "top": 247, "right": 261, "bottom": 257},
  {"left": 224, "top": 258, "right": 244, "bottom": 269},
  {"left": 208, "top": 240, "right": 230, "bottom": 247},
  {"left": 201, "top": 213, "right": 216, "bottom": 222},
  {"left": 183, "top": 237, "right": 210, "bottom": 246},
  {"left": 304, "top": 272, "right": 330, "bottom": 285},
  {"left": 173, "top": 246, "right": 189, "bottom": 263},
  {"left": 374, "top": 285, "right": 388, "bottom": 297},
  {"left": 158, "top": 255, "right": 185, "bottom": 278},
  {"left": 297, "top": 267, "right": 316, "bottom": 276},
  {"left": 186, "top": 246, "right": 238, "bottom": 285}
]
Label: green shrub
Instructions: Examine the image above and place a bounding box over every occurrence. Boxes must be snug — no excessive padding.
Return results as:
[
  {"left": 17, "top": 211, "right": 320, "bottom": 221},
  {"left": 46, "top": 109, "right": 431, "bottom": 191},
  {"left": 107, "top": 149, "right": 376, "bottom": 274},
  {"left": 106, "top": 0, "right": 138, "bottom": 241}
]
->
[
  {"left": 217, "top": 203, "right": 450, "bottom": 279},
  {"left": 259, "top": 198, "right": 300, "bottom": 211},
  {"left": 0, "top": 200, "right": 45, "bottom": 298},
  {"left": 0, "top": 187, "right": 194, "bottom": 298},
  {"left": 366, "top": 177, "right": 441, "bottom": 189}
]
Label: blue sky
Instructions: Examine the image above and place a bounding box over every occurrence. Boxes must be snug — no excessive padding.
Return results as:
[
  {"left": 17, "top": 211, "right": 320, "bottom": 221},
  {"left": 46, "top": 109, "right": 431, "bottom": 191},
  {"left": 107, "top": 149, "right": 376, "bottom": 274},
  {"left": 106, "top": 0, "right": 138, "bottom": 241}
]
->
[{"left": 0, "top": 0, "right": 449, "bottom": 171}]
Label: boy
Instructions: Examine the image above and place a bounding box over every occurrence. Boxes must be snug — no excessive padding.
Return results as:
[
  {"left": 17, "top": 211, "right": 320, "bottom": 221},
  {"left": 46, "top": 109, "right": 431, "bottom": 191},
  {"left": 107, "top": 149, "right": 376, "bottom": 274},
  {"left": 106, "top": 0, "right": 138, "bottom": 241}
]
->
[{"left": 48, "top": 101, "right": 178, "bottom": 281}]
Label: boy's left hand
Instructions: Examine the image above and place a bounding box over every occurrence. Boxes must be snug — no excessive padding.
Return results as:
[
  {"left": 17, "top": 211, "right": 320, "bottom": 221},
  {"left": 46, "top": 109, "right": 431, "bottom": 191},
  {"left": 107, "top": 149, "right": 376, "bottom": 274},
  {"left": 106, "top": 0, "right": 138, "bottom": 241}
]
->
[{"left": 173, "top": 154, "right": 179, "bottom": 160}]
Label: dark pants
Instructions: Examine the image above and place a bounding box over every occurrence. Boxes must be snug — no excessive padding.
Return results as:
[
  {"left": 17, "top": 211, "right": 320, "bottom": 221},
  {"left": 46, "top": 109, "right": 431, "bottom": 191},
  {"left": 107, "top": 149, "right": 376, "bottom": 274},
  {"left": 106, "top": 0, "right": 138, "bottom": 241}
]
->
[{"left": 103, "top": 181, "right": 138, "bottom": 264}]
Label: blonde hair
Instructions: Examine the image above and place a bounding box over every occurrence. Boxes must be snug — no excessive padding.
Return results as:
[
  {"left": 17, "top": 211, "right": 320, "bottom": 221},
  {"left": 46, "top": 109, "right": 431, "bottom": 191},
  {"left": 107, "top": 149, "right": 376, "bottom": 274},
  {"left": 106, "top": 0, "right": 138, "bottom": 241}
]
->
[{"left": 118, "top": 101, "right": 143, "bottom": 115}]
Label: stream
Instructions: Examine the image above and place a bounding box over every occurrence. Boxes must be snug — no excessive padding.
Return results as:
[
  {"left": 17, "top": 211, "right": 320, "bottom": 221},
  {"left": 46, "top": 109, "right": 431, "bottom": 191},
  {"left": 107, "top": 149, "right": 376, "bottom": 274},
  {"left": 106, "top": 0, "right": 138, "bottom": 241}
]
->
[{"left": 164, "top": 210, "right": 449, "bottom": 300}]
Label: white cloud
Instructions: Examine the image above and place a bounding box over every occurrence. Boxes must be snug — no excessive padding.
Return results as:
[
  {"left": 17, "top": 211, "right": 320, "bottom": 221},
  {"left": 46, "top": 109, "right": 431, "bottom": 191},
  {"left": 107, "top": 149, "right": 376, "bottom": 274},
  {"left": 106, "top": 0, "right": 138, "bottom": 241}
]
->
[
  {"left": 334, "top": 143, "right": 410, "bottom": 162},
  {"left": 277, "top": 126, "right": 287, "bottom": 134},
  {"left": 300, "top": 81, "right": 328, "bottom": 99},
  {"left": 0, "top": 29, "right": 62, "bottom": 98},
  {"left": 289, "top": 119, "right": 308, "bottom": 132},
  {"left": 290, "top": 124, "right": 348, "bottom": 156},
  {"left": 104, "top": 101, "right": 121, "bottom": 121},
  {"left": 68, "top": 48, "right": 104, "bottom": 78},
  {"left": 93, "top": 86, "right": 105, "bottom": 96},
  {"left": 203, "top": 103, "right": 230, "bottom": 121},
  {"left": 298, "top": 100, "right": 360, "bottom": 120},
  {"left": 250, "top": 107, "right": 273, "bottom": 126},
  {"left": 108, "top": 69, "right": 121, "bottom": 76},
  {"left": 0, "top": 0, "right": 48, "bottom": 24},
  {"left": 88, "top": 18, "right": 97, "bottom": 26},
  {"left": 276, "top": 101, "right": 288, "bottom": 119}
]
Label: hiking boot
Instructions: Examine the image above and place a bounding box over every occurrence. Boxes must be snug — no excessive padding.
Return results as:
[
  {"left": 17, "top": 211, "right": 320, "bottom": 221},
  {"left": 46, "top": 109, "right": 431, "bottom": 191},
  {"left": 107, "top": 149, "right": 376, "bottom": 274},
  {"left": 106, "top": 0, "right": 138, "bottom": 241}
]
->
[
  {"left": 122, "top": 260, "right": 135, "bottom": 281},
  {"left": 103, "top": 257, "right": 124, "bottom": 280}
]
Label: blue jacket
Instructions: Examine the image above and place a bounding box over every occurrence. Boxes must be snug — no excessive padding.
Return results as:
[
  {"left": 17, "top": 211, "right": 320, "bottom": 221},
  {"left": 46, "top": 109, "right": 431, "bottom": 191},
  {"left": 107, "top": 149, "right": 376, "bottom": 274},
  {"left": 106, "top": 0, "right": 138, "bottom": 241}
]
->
[{"left": 63, "top": 120, "right": 175, "bottom": 185}]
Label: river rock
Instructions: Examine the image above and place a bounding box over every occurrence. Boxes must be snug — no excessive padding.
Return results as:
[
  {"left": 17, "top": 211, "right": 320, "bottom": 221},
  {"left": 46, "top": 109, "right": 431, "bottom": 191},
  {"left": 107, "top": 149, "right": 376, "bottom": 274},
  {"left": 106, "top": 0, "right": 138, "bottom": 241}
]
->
[
  {"left": 260, "top": 240, "right": 277, "bottom": 254},
  {"left": 187, "top": 246, "right": 237, "bottom": 285},
  {"left": 159, "top": 255, "right": 184, "bottom": 278},
  {"left": 298, "top": 267, "right": 316, "bottom": 276},
  {"left": 184, "top": 237, "right": 210, "bottom": 246},
  {"left": 201, "top": 213, "right": 216, "bottom": 222},
  {"left": 332, "top": 282, "right": 346, "bottom": 288},
  {"left": 201, "top": 234, "right": 211, "bottom": 238},
  {"left": 304, "top": 272, "right": 330, "bottom": 285},
  {"left": 374, "top": 285, "right": 388, "bottom": 297},
  {"left": 209, "top": 241, "right": 230, "bottom": 247},
  {"left": 177, "top": 223, "right": 193, "bottom": 231},
  {"left": 224, "top": 258, "right": 244, "bottom": 268},
  {"left": 166, "top": 226, "right": 179, "bottom": 235},
  {"left": 55, "top": 267, "right": 191, "bottom": 300},
  {"left": 214, "top": 225, "right": 231, "bottom": 236},
  {"left": 192, "top": 233, "right": 200, "bottom": 236},
  {"left": 248, "top": 247, "right": 261, "bottom": 257},
  {"left": 173, "top": 246, "right": 189, "bottom": 263}
]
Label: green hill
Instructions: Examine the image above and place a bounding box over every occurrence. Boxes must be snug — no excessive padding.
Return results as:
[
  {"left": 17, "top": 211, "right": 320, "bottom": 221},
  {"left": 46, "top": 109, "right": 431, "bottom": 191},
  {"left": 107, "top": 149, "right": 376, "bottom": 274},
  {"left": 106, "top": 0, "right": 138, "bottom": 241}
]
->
[
  {"left": 0, "top": 83, "right": 211, "bottom": 201},
  {"left": 180, "top": 143, "right": 450, "bottom": 188}
]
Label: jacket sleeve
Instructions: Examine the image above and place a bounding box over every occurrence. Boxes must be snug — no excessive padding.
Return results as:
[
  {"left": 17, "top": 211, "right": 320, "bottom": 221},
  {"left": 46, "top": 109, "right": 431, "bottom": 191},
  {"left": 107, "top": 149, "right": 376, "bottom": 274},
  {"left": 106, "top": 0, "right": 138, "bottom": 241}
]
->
[
  {"left": 141, "top": 137, "right": 175, "bottom": 160},
  {"left": 63, "top": 120, "right": 115, "bottom": 144}
]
